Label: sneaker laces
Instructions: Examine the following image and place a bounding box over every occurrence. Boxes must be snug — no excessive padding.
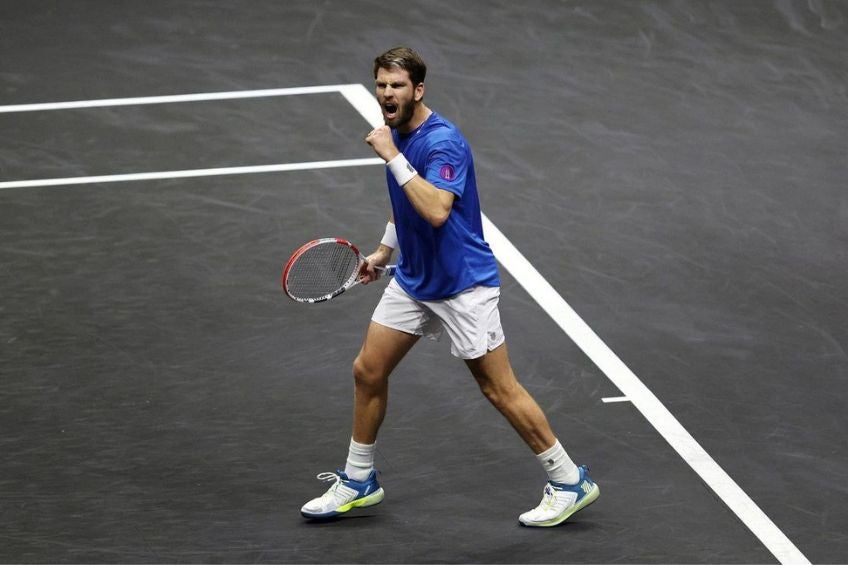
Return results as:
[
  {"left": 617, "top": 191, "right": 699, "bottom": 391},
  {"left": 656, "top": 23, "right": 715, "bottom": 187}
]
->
[
  {"left": 313, "top": 472, "right": 344, "bottom": 504},
  {"left": 536, "top": 484, "right": 557, "bottom": 511},
  {"left": 316, "top": 471, "right": 342, "bottom": 483}
]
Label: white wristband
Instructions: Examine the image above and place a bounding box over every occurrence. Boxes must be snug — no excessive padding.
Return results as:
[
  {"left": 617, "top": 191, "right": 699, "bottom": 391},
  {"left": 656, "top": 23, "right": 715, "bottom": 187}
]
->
[
  {"left": 380, "top": 221, "right": 398, "bottom": 249},
  {"left": 386, "top": 153, "right": 418, "bottom": 186}
]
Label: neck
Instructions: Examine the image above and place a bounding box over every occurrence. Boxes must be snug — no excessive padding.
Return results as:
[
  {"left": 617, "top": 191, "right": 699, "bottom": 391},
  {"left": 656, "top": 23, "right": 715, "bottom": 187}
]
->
[{"left": 397, "top": 103, "right": 432, "bottom": 134}]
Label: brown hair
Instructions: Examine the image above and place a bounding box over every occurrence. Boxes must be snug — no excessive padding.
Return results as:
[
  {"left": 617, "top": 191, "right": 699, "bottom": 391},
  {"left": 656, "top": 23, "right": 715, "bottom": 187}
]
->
[{"left": 373, "top": 46, "right": 427, "bottom": 86}]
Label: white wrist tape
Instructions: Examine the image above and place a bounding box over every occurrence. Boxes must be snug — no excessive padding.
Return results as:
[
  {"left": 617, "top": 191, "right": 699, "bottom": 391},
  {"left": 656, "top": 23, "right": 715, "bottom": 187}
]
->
[
  {"left": 380, "top": 221, "right": 398, "bottom": 249},
  {"left": 386, "top": 153, "right": 418, "bottom": 186}
]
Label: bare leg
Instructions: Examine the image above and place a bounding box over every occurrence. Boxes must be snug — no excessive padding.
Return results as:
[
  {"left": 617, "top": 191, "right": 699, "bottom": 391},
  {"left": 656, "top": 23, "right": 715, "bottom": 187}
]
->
[
  {"left": 300, "top": 321, "right": 414, "bottom": 518},
  {"left": 464, "top": 341, "right": 556, "bottom": 454},
  {"left": 351, "top": 321, "right": 419, "bottom": 444}
]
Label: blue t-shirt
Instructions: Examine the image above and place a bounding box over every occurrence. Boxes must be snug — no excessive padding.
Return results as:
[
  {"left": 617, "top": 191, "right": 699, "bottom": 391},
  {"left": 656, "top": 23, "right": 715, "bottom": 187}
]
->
[{"left": 387, "top": 112, "right": 500, "bottom": 300}]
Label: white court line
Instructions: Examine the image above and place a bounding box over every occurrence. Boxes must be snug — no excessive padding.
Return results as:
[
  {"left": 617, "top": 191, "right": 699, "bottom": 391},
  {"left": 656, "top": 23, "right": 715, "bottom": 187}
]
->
[
  {"left": 0, "top": 158, "right": 383, "bottom": 190},
  {"left": 3, "top": 84, "right": 809, "bottom": 565},
  {"left": 343, "top": 83, "right": 808, "bottom": 564},
  {"left": 0, "top": 83, "right": 382, "bottom": 189},
  {"left": 0, "top": 85, "right": 349, "bottom": 113},
  {"left": 481, "top": 216, "right": 809, "bottom": 565},
  {"left": 602, "top": 396, "right": 631, "bottom": 403}
]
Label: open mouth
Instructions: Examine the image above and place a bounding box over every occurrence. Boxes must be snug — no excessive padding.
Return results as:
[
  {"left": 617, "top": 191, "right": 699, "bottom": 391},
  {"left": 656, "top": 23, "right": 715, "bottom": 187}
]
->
[{"left": 383, "top": 102, "right": 398, "bottom": 119}]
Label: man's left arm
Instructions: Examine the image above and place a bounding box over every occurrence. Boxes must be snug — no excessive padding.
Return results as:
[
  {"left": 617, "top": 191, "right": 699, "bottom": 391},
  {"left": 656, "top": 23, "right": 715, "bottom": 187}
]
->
[
  {"left": 366, "top": 125, "right": 455, "bottom": 228},
  {"left": 391, "top": 169, "right": 454, "bottom": 228}
]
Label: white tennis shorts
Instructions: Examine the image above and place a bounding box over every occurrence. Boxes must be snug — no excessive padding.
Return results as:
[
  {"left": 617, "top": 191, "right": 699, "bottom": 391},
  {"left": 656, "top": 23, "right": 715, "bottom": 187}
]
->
[{"left": 372, "top": 278, "right": 505, "bottom": 359}]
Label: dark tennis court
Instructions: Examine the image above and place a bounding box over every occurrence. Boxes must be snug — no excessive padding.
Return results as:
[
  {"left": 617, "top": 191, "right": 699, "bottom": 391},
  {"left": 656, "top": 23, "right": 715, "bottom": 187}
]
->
[{"left": 1, "top": 1, "right": 846, "bottom": 563}]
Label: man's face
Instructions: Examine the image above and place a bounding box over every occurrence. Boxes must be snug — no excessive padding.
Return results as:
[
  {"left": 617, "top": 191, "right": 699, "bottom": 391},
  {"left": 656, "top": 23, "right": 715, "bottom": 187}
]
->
[{"left": 375, "top": 66, "right": 422, "bottom": 130}]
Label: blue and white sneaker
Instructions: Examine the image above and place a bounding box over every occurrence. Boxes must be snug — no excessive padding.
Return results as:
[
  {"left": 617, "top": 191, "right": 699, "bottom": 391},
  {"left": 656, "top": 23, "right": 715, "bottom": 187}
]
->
[
  {"left": 519, "top": 465, "right": 599, "bottom": 527},
  {"left": 300, "top": 470, "right": 384, "bottom": 519}
]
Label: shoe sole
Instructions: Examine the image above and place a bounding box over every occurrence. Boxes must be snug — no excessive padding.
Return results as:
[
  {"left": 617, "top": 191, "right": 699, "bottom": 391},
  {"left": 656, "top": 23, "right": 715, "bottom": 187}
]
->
[
  {"left": 519, "top": 483, "right": 600, "bottom": 528},
  {"left": 301, "top": 488, "right": 385, "bottom": 519}
]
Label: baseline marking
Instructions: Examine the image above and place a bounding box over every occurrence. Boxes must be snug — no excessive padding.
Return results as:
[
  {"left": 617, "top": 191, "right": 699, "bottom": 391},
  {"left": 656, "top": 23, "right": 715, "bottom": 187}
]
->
[
  {"left": 483, "top": 195, "right": 809, "bottom": 565},
  {"left": 2, "top": 84, "right": 809, "bottom": 565},
  {"left": 343, "top": 82, "right": 808, "bottom": 565}
]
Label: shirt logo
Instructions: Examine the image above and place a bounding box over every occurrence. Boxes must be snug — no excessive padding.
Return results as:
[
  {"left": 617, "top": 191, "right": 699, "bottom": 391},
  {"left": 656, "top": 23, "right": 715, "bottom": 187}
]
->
[{"left": 439, "top": 164, "right": 455, "bottom": 181}]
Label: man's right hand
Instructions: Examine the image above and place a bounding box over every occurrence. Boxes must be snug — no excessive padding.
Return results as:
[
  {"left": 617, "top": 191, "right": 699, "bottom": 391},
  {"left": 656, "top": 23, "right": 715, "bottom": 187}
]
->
[{"left": 358, "top": 245, "right": 393, "bottom": 284}]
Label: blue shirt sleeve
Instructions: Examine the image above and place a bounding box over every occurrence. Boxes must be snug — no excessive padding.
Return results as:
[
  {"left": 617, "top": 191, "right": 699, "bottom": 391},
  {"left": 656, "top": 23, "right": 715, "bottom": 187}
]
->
[{"left": 424, "top": 139, "right": 469, "bottom": 199}]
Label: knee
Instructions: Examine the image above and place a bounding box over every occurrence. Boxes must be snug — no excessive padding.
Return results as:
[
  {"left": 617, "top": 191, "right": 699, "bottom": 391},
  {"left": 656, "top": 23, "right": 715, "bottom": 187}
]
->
[
  {"left": 353, "top": 354, "right": 387, "bottom": 392},
  {"left": 478, "top": 379, "right": 521, "bottom": 411}
]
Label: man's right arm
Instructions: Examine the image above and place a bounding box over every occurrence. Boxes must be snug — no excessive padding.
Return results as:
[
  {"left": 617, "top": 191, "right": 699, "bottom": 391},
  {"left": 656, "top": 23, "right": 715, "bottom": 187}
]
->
[{"left": 360, "top": 217, "right": 395, "bottom": 284}]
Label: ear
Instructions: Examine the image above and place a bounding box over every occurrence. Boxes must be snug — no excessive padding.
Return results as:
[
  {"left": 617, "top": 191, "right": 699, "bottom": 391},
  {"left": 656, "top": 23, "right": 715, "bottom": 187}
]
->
[{"left": 414, "top": 82, "right": 425, "bottom": 102}]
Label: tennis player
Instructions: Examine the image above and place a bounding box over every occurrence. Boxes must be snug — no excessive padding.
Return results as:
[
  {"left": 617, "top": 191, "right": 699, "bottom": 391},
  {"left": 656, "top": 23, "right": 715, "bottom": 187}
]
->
[{"left": 301, "top": 46, "right": 599, "bottom": 527}]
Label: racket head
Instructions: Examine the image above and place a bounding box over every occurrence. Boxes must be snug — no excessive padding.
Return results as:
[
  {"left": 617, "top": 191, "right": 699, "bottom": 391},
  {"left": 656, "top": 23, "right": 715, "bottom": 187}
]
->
[{"left": 282, "top": 238, "right": 364, "bottom": 303}]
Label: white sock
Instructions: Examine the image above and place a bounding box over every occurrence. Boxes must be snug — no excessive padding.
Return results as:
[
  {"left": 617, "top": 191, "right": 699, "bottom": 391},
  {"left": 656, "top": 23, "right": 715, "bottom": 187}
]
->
[
  {"left": 344, "top": 438, "right": 376, "bottom": 481},
  {"left": 536, "top": 439, "right": 580, "bottom": 485}
]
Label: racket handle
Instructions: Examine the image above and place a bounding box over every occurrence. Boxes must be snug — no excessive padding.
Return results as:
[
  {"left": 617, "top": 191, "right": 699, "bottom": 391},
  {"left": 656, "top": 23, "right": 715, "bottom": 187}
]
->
[{"left": 376, "top": 264, "right": 396, "bottom": 276}]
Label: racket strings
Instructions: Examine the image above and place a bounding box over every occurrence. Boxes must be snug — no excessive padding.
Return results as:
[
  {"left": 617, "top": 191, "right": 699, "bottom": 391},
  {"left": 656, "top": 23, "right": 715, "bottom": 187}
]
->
[{"left": 286, "top": 242, "right": 360, "bottom": 300}]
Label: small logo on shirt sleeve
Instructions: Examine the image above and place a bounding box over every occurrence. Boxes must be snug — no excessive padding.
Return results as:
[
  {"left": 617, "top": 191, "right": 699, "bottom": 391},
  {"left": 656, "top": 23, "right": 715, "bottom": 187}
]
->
[{"left": 439, "top": 164, "right": 455, "bottom": 181}]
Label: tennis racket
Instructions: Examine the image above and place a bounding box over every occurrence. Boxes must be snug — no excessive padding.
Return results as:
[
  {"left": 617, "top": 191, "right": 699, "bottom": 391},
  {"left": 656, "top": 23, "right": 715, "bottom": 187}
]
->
[{"left": 282, "top": 238, "right": 396, "bottom": 303}]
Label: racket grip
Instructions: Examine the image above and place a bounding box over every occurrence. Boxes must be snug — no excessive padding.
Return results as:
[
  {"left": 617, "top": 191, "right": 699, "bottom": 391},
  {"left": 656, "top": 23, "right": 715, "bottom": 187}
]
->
[{"left": 376, "top": 264, "right": 397, "bottom": 276}]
